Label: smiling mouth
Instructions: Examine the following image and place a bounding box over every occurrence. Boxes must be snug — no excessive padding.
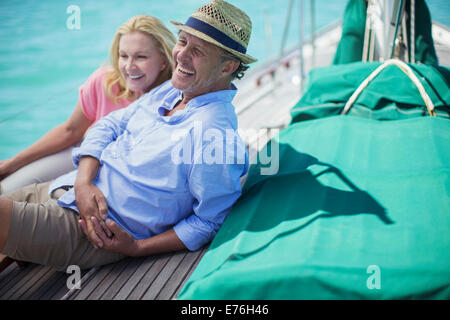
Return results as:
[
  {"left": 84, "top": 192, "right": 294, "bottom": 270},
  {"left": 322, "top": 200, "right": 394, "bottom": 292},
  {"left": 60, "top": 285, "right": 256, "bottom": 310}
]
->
[
  {"left": 177, "top": 65, "right": 195, "bottom": 76},
  {"left": 129, "top": 74, "right": 144, "bottom": 80}
]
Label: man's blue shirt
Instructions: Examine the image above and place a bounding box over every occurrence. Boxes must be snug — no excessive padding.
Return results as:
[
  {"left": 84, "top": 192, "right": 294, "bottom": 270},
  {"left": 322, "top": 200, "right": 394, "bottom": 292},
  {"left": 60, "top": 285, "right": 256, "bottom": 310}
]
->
[{"left": 50, "top": 80, "right": 248, "bottom": 251}]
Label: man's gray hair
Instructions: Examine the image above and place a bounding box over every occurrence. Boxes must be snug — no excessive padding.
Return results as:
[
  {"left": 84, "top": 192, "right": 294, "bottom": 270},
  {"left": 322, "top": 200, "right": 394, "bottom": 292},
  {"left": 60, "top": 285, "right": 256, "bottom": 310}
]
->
[{"left": 220, "top": 51, "right": 249, "bottom": 80}]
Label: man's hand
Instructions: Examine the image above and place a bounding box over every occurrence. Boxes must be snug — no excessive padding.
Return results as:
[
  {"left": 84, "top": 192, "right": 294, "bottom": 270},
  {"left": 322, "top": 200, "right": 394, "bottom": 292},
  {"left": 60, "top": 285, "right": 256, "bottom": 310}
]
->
[
  {"left": 75, "top": 183, "right": 113, "bottom": 248},
  {"left": 81, "top": 217, "right": 139, "bottom": 256},
  {"left": 74, "top": 156, "right": 112, "bottom": 248}
]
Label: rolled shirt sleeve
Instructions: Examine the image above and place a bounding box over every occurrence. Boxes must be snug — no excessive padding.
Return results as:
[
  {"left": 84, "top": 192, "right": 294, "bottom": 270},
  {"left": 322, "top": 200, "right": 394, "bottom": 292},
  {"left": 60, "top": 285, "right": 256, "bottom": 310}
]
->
[{"left": 173, "top": 131, "right": 249, "bottom": 251}]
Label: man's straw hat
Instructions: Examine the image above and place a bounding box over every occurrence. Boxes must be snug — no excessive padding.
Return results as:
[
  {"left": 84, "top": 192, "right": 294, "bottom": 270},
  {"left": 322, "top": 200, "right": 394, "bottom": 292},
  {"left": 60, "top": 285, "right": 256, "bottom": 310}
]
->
[{"left": 170, "top": 0, "right": 257, "bottom": 64}]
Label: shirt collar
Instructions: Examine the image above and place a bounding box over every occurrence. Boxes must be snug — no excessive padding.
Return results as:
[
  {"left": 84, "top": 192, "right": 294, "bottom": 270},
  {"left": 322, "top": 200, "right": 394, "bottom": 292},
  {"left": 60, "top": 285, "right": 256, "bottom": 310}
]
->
[
  {"left": 157, "top": 83, "right": 238, "bottom": 119},
  {"left": 185, "top": 83, "right": 237, "bottom": 109}
]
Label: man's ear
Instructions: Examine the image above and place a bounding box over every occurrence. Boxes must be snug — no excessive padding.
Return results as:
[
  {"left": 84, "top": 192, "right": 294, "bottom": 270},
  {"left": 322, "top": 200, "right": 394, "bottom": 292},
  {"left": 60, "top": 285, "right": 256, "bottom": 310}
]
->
[{"left": 222, "top": 59, "right": 240, "bottom": 77}]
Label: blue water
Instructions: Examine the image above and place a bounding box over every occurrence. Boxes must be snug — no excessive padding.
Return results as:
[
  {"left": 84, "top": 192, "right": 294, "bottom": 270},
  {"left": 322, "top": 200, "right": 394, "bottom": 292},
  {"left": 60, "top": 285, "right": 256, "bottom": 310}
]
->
[{"left": 0, "top": 0, "right": 448, "bottom": 159}]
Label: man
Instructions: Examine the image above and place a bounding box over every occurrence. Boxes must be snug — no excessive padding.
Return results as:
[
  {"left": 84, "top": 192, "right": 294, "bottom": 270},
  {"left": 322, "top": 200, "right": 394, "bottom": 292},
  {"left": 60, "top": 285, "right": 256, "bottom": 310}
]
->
[{"left": 0, "top": 0, "right": 257, "bottom": 271}]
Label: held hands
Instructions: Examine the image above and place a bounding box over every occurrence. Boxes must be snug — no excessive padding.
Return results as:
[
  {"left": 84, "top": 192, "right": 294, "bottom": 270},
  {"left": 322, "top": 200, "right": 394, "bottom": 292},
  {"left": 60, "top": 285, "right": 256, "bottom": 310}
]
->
[
  {"left": 74, "top": 182, "right": 113, "bottom": 248},
  {"left": 79, "top": 217, "right": 140, "bottom": 256},
  {"left": 74, "top": 181, "right": 139, "bottom": 256}
]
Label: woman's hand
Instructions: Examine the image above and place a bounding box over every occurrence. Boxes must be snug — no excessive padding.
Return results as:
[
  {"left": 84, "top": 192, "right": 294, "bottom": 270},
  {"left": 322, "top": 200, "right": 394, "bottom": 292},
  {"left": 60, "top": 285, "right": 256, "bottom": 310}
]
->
[{"left": 0, "top": 158, "right": 19, "bottom": 180}]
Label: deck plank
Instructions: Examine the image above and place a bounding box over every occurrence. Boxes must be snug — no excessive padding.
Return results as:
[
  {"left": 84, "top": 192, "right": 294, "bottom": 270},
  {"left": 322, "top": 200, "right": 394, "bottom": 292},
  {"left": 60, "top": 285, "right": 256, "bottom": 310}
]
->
[
  {"left": 113, "top": 256, "right": 157, "bottom": 300},
  {"left": 72, "top": 264, "right": 115, "bottom": 300},
  {"left": 0, "top": 264, "right": 40, "bottom": 299},
  {"left": 28, "top": 270, "right": 66, "bottom": 300},
  {"left": 173, "top": 246, "right": 209, "bottom": 299},
  {"left": 141, "top": 250, "right": 187, "bottom": 300},
  {"left": 0, "top": 264, "right": 23, "bottom": 293},
  {"left": 15, "top": 266, "right": 55, "bottom": 300},
  {"left": 126, "top": 253, "right": 171, "bottom": 300},
  {"left": 157, "top": 247, "right": 207, "bottom": 300},
  {"left": 48, "top": 271, "right": 79, "bottom": 300},
  {"left": 100, "top": 257, "right": 146, "bottom": 300},
  {"left": 0, "top": 262, "right": 21, "bottom": 286},
  {"left": 84, "top": 258, "right": 131, "bottom": 300},
  {"left": 2, "top": 264, "right": 48, "bottom": 300}
]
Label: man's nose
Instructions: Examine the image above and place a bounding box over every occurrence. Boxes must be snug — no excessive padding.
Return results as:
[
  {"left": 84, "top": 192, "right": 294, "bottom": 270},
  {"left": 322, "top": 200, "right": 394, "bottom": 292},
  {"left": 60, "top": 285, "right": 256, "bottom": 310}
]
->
[{"left": 177, "top": 46, "right": 191, "bottom": 64}]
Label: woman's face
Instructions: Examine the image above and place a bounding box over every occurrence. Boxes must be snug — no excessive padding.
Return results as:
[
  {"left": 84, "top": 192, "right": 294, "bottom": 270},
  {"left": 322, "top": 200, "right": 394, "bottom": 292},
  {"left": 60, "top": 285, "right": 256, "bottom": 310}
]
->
[{"left": 118, "top": 31, "right": 167, "bottom": 95}]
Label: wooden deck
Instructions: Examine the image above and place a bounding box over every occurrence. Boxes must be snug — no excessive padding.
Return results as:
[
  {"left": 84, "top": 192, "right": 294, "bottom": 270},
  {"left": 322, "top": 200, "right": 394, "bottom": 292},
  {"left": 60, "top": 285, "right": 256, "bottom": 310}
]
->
[{"left": 0, "top": 247, "right": 207, "bottom": 300}]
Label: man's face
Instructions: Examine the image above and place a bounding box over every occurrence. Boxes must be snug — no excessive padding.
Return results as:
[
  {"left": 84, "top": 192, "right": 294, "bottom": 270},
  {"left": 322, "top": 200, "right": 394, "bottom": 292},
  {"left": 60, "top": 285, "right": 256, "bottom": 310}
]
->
[{"left": 171, "top": 31, "right": 230, "bottom": 99}]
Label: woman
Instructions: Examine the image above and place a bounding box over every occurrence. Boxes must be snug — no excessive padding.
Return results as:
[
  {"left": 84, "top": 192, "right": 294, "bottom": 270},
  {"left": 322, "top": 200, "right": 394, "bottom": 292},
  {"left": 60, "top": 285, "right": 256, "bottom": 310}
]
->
[{"left": 0, "top": 15, "right": 176, "bottom": 194}]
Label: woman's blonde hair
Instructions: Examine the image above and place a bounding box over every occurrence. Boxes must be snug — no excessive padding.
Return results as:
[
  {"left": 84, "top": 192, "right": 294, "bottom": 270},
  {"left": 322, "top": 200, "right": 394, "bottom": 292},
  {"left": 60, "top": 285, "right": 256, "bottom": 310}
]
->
[{"left": 104, "top": 15, "right": 176, "bottom": 103}]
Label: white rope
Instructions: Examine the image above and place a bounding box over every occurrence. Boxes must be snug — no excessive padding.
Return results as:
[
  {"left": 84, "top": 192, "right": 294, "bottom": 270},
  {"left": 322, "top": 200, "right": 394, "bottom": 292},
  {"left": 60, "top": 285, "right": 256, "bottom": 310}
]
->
[
  {"left": 410, "top": 0, "right": 415, "bottom": 63},
  {"left": 341, "top": 59, "right": 436, "bottom": 116},
  {"left": 362, "top": 0, "right": 373, "bottom": 62}
]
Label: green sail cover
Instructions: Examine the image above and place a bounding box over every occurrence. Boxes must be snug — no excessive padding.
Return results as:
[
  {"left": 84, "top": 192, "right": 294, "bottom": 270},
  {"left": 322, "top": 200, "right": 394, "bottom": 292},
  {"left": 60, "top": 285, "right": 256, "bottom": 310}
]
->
[
  {"left": 290, "top": 62, "right": 450, "bottom": 124},
  {"left": 178, "top": 115, "right": 450, "bottom": 299},
  {"left": 331, "top": 0, "right": 367, "bottom": 65},
  {"left": 332, "top": 0, "right": 438, "bottom": 66}
]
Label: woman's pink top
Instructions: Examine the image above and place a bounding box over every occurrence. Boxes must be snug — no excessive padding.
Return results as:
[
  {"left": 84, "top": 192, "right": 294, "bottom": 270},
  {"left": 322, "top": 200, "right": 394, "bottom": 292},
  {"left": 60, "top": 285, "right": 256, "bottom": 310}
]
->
[{"left": 79, "top": 66, "right": 130, "bottom": 123}]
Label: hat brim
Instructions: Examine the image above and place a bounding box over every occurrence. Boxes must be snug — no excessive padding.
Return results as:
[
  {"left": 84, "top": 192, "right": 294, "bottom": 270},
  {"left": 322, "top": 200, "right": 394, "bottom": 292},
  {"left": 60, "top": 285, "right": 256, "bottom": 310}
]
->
[{"left": 170, "top": 20, "right": 257, "bottom": 64}]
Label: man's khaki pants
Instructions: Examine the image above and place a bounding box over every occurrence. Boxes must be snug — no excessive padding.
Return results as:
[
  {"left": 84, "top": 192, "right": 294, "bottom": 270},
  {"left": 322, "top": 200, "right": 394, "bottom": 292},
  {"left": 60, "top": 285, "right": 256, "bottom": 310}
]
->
[{"left": 1, "top": 182, "right": 125, "bottom": 271}]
